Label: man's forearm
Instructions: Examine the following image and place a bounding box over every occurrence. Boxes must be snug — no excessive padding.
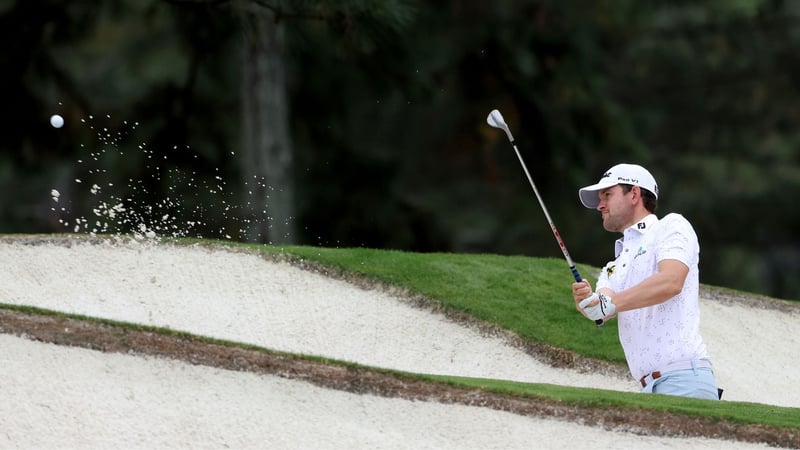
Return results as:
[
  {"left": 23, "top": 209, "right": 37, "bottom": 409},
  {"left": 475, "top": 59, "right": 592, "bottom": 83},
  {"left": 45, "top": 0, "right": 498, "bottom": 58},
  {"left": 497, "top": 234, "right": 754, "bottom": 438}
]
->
[{"left": 602, "top": 260, "right": 688, "bottom": 313}]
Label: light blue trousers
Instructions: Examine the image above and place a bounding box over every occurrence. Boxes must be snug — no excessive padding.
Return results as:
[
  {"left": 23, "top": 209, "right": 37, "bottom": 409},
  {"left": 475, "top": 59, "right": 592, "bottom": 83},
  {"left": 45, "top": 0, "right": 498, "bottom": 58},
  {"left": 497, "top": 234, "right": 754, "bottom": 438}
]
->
[{"left": 641, "top": 367, "right": 720, "bottom": 400}]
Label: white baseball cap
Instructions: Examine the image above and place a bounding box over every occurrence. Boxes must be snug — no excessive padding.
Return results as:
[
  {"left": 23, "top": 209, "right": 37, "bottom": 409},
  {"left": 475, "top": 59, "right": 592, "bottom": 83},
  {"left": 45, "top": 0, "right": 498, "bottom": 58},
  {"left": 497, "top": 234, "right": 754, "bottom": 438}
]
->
[{"left": 578, "top": 163, "right": 659, "bottom": 208}]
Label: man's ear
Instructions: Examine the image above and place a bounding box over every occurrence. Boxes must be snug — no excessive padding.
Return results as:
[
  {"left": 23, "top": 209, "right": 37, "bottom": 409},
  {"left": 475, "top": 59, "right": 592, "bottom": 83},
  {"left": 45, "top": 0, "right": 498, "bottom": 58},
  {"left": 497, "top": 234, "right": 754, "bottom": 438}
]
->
[{"left": 630, "top": 185, "right": 640, "bottom": 204}]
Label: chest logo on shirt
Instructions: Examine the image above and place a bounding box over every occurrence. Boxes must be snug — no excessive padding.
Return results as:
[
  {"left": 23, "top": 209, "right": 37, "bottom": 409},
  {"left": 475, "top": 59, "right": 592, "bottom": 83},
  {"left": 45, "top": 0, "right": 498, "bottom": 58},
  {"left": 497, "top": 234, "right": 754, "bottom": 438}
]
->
[
  {"left": 634, "top": 246, "right": 647, "bottom": 260},
  {"left": 606, "top": 264, "right": 615, "bottom": 276}
]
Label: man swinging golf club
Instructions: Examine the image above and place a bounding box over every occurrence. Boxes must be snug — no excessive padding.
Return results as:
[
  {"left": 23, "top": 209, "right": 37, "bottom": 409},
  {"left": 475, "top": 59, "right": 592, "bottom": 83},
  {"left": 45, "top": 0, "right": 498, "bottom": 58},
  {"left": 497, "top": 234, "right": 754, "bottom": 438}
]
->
[{"left": 573, "top": 163, "right": 721, "bottom": 400}]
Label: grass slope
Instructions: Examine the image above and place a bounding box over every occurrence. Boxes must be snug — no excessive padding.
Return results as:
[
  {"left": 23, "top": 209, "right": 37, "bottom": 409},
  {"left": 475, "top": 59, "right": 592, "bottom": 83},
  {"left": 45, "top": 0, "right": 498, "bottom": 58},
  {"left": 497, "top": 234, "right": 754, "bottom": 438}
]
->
[{"left": 262, "top": 245, "right": 624, "bottom": 362}]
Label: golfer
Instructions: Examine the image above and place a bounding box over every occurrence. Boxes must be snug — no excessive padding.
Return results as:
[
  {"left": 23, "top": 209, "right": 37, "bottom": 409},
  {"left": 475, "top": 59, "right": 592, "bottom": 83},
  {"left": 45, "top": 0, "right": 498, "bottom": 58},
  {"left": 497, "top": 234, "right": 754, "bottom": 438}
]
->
[{"left": 571, "top": 163, "right": 720, "bottom": 400}]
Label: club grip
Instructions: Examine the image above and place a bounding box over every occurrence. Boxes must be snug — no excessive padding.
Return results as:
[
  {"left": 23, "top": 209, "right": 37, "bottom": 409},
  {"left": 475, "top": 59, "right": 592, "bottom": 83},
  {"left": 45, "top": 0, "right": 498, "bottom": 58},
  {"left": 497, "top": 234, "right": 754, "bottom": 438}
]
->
[
  {"left": 571, "top": 266, "right": 604, "bottom": 327},
  {"left": 570, "top": 266, "right": 582, "bottom": 283}
]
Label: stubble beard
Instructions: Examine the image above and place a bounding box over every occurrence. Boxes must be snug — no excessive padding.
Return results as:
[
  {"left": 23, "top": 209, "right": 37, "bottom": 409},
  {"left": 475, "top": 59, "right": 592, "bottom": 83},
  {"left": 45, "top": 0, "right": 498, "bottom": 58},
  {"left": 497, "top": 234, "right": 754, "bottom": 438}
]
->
[{"left": 602, "top": 211, "right": 626, "bottom": 233}]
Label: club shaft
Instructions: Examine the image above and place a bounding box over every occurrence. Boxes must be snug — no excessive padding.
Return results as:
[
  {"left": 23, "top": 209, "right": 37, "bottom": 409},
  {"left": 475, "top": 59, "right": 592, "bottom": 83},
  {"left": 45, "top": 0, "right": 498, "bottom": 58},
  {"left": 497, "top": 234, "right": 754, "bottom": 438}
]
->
[
  {"left": 510, "top": 141, "right": 604, "bottom": 326},
  {"left": 510, "top": 142, "right": 578, "bottom": 275}
]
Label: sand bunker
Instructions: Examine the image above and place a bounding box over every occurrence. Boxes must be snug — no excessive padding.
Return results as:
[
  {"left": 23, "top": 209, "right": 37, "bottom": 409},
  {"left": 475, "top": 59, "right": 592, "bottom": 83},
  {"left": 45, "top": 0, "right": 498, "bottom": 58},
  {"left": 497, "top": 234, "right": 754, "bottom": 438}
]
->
[{"left": 0, "top": 237, "right": 796, "bottom": 449}]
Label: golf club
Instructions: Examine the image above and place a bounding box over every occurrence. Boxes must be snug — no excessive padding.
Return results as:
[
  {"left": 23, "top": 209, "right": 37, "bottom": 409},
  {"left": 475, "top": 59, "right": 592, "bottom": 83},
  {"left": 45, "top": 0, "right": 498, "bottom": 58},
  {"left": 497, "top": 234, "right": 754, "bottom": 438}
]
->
[{"left": 486, "top": 109, "right": 603, "bottom": 326}]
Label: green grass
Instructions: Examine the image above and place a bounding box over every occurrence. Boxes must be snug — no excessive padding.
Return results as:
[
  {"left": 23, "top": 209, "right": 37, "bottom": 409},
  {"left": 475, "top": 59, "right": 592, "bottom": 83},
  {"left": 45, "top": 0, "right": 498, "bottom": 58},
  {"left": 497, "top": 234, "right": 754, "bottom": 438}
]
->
[{"left": 427, "top": 374, "right": 800, "bottom": 430}]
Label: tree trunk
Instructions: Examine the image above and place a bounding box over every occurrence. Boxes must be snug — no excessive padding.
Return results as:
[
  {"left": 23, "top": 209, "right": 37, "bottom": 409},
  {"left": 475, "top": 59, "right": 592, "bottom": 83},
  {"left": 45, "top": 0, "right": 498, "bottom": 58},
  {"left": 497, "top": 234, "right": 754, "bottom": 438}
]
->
[{"left": 240, "top": 14, "right": 294, "bottom": 244}]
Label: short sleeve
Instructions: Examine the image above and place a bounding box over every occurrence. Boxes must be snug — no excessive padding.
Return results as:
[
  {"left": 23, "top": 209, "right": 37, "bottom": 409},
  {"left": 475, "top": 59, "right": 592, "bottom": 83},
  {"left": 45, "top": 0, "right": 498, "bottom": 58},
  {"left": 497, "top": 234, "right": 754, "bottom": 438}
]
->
[{"left": 656, "top": 213, "right": 699, "bottom": 267}]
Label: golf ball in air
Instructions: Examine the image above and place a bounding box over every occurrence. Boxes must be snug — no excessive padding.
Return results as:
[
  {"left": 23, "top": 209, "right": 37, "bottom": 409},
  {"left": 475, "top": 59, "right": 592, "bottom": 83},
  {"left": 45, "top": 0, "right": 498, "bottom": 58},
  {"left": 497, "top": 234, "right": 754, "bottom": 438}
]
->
[{"left": 50, "top": 114, "right": 64, "bottom": 128}]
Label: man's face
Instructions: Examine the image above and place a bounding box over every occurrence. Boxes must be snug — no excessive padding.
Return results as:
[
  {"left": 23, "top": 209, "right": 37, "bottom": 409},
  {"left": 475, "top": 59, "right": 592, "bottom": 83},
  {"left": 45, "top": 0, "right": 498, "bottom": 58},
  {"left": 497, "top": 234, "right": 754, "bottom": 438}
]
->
[{"left": 596, "top": 185, "right": 635, "bottom": 232}]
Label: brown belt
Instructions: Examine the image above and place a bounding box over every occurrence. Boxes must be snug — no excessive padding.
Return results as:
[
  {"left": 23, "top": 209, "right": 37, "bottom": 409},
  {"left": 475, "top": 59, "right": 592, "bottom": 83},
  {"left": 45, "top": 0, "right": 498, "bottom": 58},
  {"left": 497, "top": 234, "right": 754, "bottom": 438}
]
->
[
  {"left": 639, "top": 359, "right": 713, "bottom": 388},
  {"left": 640, "top": 371, "right": 661, "bottom": 387}
]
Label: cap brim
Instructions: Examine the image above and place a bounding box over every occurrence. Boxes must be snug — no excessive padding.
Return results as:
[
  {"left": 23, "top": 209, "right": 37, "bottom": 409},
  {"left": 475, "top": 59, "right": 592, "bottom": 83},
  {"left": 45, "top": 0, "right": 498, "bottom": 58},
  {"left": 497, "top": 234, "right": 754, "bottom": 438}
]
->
[{"left": 578, "top": 181, "right": 617, "bottom": 208}]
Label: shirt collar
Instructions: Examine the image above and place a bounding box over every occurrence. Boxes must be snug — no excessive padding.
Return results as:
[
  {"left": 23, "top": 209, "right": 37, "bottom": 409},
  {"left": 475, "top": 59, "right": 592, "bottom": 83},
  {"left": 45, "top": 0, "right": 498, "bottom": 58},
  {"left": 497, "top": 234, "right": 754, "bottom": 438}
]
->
[
  {"left": 629, "top": 214, "right": 658, "bottom": 234},
  {"left": 614, "top": 214, "right": 658, "bottom": 257}
]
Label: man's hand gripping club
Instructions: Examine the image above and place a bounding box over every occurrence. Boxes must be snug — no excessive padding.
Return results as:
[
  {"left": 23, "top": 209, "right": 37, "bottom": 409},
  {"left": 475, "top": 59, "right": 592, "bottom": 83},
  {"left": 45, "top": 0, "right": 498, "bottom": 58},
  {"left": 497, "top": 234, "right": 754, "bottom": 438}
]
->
[{"left": 572, "top": 280, "right": 616, "bottom": 323}]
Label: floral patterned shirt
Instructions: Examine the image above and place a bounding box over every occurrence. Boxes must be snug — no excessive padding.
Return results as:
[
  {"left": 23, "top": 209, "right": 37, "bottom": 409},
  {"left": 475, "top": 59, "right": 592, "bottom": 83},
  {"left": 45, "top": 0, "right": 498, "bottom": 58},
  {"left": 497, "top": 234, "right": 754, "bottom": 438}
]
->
[{"left": 596, "top": 213, "right": 711, "bottom": 380}]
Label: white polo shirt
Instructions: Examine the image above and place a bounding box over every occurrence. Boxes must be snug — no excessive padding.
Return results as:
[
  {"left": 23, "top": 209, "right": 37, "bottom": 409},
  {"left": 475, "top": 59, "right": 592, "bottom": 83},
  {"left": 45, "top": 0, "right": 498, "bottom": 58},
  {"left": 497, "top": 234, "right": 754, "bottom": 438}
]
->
[{"left": 595, "top": 213, "right": 711, "bottom": 381}]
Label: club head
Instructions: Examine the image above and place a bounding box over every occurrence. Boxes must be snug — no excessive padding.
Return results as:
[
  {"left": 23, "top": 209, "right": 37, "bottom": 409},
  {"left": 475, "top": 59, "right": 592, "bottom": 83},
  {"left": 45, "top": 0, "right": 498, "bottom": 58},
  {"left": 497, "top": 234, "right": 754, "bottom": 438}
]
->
[{"left": 486, "top": 109, "right": 514, "bottom": 142}]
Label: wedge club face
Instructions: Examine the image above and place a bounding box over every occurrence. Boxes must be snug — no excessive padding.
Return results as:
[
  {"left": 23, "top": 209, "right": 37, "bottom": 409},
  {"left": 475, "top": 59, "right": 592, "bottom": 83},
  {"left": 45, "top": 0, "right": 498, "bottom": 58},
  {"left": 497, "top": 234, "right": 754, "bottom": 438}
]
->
[{"left": 486, "top": 109, "right": 514, "bottom": 142}]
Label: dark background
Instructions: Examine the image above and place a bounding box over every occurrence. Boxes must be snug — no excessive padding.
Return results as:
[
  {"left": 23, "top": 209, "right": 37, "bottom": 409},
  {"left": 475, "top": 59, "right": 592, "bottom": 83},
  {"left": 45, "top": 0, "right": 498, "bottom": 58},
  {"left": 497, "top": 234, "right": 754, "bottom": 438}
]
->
[{"left": 2, "top": 0, "right": 798, "bottom": 301}]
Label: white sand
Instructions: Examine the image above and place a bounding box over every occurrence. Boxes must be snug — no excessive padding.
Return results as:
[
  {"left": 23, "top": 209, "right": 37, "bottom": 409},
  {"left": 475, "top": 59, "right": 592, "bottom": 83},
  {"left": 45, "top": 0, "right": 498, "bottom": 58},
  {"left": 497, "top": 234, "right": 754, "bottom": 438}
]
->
[{"left": 0, "top": 238, "right": 796, "bottom": 449}]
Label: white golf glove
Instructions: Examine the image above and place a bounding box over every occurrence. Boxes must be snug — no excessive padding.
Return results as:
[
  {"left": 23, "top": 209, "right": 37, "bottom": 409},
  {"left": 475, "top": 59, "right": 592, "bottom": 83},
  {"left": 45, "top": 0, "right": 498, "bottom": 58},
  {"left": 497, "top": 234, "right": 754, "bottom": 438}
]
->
[{"left": 579, "top": 292, "right": 616, "bottom": 321}]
